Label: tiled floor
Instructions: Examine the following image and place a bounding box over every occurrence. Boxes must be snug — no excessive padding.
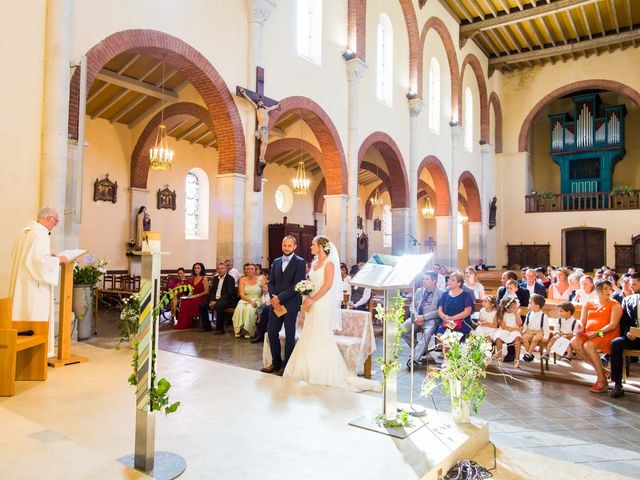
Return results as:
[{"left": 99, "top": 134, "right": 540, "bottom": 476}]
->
[{"left": 94, "top": 310, "right": 640, "bottom": 478}]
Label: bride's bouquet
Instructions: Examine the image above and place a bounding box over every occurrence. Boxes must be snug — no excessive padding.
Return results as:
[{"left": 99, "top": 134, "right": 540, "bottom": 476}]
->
[{"left": 294, "top": 280, "right": 314, "bottom": 296}]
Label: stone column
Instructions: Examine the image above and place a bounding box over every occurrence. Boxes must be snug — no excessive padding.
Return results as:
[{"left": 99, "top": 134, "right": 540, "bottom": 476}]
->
[
  {"left": 434, "top": 215, "right": 453, "bottom": 266},
  {"left": 324, "top": 194, "right": 348, "bottom": 257},
  {"left": 391, "top": 207, "right": 410, "bottom": 255},
  {"left": 215, "top": 173, "right": 247, "bottom": 266},
  {"left": 408, "top": 98, "right": 423, "bottom": 243},
  {"left": 480, "top": 143, "right": 495, "bottom": 265},
  {"left": 449, "top": 125, "right": 464, "bottom": 267},
  {"left": 243, "top": 0, "right": 276, "bottom": 264},
  {"left": 345, "top": 57, "right": 368, "bottom": 266},
  {"left": 468, "top": 222, "right": 482, "bottom": 267},
  {"left": 313, "top": 212, "right": 326, "bottom": 235},
  {"left": 41, "top": 0, "right": 72, "bottom": 253}
]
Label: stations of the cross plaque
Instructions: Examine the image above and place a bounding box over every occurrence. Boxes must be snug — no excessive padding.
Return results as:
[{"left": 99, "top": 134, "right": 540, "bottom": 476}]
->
[{"left": 236, "top": 67, "right": 280, "bottom": 192}]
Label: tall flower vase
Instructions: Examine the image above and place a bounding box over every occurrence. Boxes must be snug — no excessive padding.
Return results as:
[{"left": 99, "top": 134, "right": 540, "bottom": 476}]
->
[
  {"left": 73, "top": 285, "right": 94, "bottom": 340},
  {"left": 449, "top": 379, "right": 471, "bottom": 423}
]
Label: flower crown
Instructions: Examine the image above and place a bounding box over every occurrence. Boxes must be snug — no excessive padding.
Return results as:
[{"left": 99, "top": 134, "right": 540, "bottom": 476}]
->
[{"left": 322, "top": 243, "right": 331, "bottom": 255}]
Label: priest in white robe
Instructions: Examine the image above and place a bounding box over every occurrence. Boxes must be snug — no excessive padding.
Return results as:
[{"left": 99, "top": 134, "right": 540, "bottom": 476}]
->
[{"left": 8, "top": 207, "right": 67, "bottom": 356}]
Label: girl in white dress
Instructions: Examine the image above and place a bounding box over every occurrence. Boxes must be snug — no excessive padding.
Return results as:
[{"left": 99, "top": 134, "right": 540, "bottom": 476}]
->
[
  {"left": 283, "top": 236, "right": 380, "bottom": 392},
  {"left": 493, "top": 297, "right": 523, "bottom": 368},
  {"left": 473, "top": 295, "right": 498, "bottom": 342}
]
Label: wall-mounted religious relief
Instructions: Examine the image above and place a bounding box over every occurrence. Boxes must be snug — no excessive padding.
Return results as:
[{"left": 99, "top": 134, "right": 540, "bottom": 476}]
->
[
  {"left": 157, "top": 185, "right": 177, "bottom": 210},
  {"left": 93, "top": 174, "right": 118, "bottom": 203},
  {"left": 373, "top": 218, "right": 382, "bottom": 231}
]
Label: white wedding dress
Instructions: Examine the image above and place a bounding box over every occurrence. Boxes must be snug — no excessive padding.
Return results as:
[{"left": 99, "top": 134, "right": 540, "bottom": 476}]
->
[{"left": 283, "top": 246, "right": 380, "bottom": 393}]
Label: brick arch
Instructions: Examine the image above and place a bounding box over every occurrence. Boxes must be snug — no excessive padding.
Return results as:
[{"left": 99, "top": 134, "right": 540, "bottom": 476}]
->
[
  {"left": 347, "top": 0, "right": 367, "bottom": 61},
  {"left": 417, "top": 180, "right": 436, "bottom": 201},
  {"left": 458, "top": 171, "right": 481, "bottom": 222},
  {"left": 69, "top": 29, "right": 245, "bottom": 175},
  {"left": 358, "top": 132, "right": 409, "bottom": 208},
  {"left": 130, "top": 102, "right": 213, "bottom": 188},
  {"left": 314, "top": 179, "right": 326, "bottom": 213},
  {"left": 518, "top": 79, "right": 640, "bottom": 152},
  {"left": 488, "top": 92, "right": 503, "bottom": 154},
  {"left": 397, "top": 0, "right": 421, "bottom": 95},
  {"left": 459, "top": 53, "right": 489, "bottom": 143},
  {"left": 457, "top": 193, "right": 469, "bottom": 215},
  {"left": 365, "top": 183, "right": 389, "bottom": 220},
  {"left": 419, "top": 16, "right": 460, "bottom": 120},
  {"left": 417, "top": 155, "right": 450, "bottom": 216},
  {"left": 269, "top": 96, "right": 347, "bottom": 195}
]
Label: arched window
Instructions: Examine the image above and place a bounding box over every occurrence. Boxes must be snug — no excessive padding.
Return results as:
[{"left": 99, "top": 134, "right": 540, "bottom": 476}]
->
[
  {"left": 464, "top": 87, "right": 473, "bottom": 152},
  {"left": 382, "top": 204, "right": 393, "bottom": 248},
  {"left": 376, "top": 13, "right": 393, "bottom": 105},
  {"left": 296, "top": 0, "right": 322, "bottom": 65},
  {"left": 428, "top": 58, "right": 440, "bottom": 134},
  {"left": 185, "top": 168, "right": 209, "bottom": 239}
]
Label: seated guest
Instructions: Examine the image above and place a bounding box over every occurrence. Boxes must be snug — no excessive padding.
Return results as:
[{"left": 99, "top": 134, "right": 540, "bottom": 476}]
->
[
  {"left": 567, "top": 273, "right": 581, "bottom": 301},
  {"left": 400, "top": 271, "right": 442, "bottom": 367},
  {"left": 499, "top": 278, "right": 530, "bottom": 307},
  {"left": 493, "top": 297, "right": 523, "bottom": 367},
  {"left": 349, "top": 284, "right": 371, "bottom": 311},
  {"left": 251, "top": 269, "right": 272, "bottom": 344},
  {"left": 233, "top": 263, "right": 266, "bottom": 338},
  {"left": 472, "top": 295, "right": 498, "bottom": 343},
  {"left": 224, "top": 258, "right": 241, "bottom": 284},
  {"left": 547, "top": 265, "right": 558, "bottom": 283},
  {"left": 613, "top": 274, "right": 633, "bottom": 304},
  {"left": 571, "top": 279, "right": 622, "bottom": 393},
  {"left": 547, "top": 268, "right": 573, "bottom": 300},
  {"left": 435, "top": 271, "right": 474, "bottom": 343},
  {"left": 167, "top": 267, "right": 191, "bottom": 318},
  {"left": 537, "top": 267, "right": 551, "bottom": 289},
  {"left": 610, "top": 273, "right": 640, "bottom": 398},
  {"left": 572, "top": 275, "right": 597, "bottom": 304},
  {"left": 547, "top": 302, "right": 578, "bottom": 362},
  {"left": 474, "top": 259, "right": 489, "bottom": 271},
  {"left": 199, "top": 262, "right": 237, "bottom": 333},
  {"left": 522, "top": 294, "right": 550, "bottom": 362},
  {"left": 464, "top": 266, "right": 485, "bottom": 300},
  {"left": 175, "top": 263, "right": 209, "bottom": 329},
  {"left": 521, "top": 268, "right": 547, "bottom": 297},
  {"left": 340, "top": 265, "right": 351, "bottom": 294}
]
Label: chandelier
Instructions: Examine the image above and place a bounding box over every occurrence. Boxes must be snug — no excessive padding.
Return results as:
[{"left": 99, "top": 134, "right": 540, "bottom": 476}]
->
[
  {"left": 150, "top": 58, "right": 174, "bottom": 170},
  {"left": 421, "top": 195, "right": 434, "bottom": 218},
  {"left": 369, "top": 187, "right": 384, "bottom": 208},
  {"left": 292, "top": 161, "right": 310, "bottom": 194}
]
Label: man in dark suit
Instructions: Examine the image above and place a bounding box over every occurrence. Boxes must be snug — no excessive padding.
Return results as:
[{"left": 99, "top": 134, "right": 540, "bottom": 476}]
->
[
  {"left": 199, "top": 262, "right": 237, "bottom": 333},
  {"left": 610, "top": 273, "right": 640, "bottom": 398},
  {"left": 261, "top": 235, "right": 306, "bottom": 376},
  {"left": 520, "top": 268, "right": 547, "bottom": 298},
  {"left": 497, "top": 270, "right": 530, "bottom": 306}
]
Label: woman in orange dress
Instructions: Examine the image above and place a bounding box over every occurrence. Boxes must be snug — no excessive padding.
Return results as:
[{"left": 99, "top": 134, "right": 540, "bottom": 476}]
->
[
  {"left": 175, "top": 263, "right": 209, "bottom": 329},
  {"left": 571, "top": 279, "right": 622, "bottom": 393}
]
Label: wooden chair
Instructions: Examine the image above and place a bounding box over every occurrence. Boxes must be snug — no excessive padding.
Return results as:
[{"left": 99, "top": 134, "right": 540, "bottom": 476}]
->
[
  {"left": 0, "top": 298, "right": 49, "bottom": 396},
  {"left": 622, "top": 349, "right": 640, "bottom": 383}
]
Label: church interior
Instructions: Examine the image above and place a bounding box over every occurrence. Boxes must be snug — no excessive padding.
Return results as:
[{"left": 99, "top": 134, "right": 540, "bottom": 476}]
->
[{"left": 2, "top": 1, "right": 640, "bottom": 479}]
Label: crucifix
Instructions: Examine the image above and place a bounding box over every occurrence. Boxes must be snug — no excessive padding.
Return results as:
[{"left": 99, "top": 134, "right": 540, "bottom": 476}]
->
[{"left": 236, "top": 67, "right": 280, "bottom": 192}]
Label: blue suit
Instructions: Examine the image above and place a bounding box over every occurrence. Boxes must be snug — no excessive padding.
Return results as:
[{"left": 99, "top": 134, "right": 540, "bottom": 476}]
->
[{"left": 267, "top": 254, "right": 306, "bottom": 369}]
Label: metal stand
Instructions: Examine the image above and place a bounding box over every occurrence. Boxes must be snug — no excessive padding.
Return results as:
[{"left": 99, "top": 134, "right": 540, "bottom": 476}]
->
[{"left": 407, "top": 316, "right": 427, "bottom": 417}]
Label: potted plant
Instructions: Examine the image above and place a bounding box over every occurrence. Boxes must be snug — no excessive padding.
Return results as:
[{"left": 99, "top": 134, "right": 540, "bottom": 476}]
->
[
  {"left": 612, "top": 185, "right": 633, "bottom": 195},
  {"left": 421, "top": 330, "right": 492, "bottom": 423},
  {"left": 73, "top": 256, "right": 108, "bottom": 340},
  {"left": 118, "top": 293, "right": 141, "bottom": 347}
]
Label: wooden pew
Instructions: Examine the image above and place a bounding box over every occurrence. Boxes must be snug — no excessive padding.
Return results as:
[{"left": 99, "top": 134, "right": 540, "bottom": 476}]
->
[
  {"left": 0, "top": 298, "right": 49, "bottom": 396},
  {"left": 476, "top": 270, "right": 505, "bottom": 290}
]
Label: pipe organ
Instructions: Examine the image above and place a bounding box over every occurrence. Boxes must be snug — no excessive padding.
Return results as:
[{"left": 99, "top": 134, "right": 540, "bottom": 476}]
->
[{"left": 549, "top": 93, "right": 627, "bottom": 196}]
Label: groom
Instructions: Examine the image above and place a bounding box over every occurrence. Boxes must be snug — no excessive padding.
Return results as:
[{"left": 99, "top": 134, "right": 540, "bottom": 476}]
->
[{"left": 261, "top": 235, "right": 306, "bottom": 376}]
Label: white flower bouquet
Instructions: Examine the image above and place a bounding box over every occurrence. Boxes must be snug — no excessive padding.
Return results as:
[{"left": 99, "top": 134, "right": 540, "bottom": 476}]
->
[{"left": 294, "top": 280, "right": 314, "bottom": 296}]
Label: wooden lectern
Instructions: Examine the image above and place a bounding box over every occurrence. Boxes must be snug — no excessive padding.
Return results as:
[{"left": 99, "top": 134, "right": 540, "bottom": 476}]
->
[{"left": 48, "top": 257, "right": 89, "bottom": 367}]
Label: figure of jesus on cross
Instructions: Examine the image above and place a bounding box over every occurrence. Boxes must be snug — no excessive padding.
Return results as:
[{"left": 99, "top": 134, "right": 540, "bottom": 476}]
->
[{"left": 237, "top": 67, "right": 280, "bottom": 181}]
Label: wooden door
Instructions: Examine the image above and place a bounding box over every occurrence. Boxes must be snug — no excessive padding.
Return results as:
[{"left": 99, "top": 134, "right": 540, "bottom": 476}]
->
[{"left": 565, "top": 229, "right": 605, "bottom": 271}]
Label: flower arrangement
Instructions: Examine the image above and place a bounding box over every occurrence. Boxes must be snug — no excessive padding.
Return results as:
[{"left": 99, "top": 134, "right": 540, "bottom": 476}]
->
[
  {"left": 294, "top": 280, "right": 314, "bottom": 296},
  {"left": 118, "top": 293, "right": 141, "bottom": 340},
  {"left": 421, "top": 330, "right": 492, "bottom": 417},
  {"left": 73, "top": 256, "right": 109, "bottom": 287}
]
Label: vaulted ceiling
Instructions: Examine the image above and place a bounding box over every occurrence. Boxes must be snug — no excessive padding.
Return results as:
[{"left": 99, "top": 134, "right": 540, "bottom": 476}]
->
[{"left": 438, "top": 0, "right": 640, "bottom": 72}]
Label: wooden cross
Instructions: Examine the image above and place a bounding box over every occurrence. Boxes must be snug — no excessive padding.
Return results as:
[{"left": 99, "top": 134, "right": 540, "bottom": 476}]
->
[{"left": 236, "top": 67, "right": 280, "bottom": 192}]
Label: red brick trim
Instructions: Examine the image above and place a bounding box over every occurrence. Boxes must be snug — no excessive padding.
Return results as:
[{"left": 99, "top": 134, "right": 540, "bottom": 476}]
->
[
  {"left": 348, "top": 0, "right": 367, "bottom": 61},
  {"left": 269, "top": 96, "right": 347, "bottom": 195},
  {"left": 314, "top": 179, "right": 326, "bottom": 213},
  {"left": 488, "top": 92, "right": 503, "bottom": 154},
  {"left": 70, "top": 29, "right": 245, "bottom": 174},
  {"left": 417, "top": 155, "right": 450, "bottom": 216},
  {"left": 358, "top": 132, "right": 409, "bottom": 209},
  {"left": 398, "top": 0, "right": 421, "bottom": 95},
  {"left": 417, "top": 179, "right": 436, "bottom": 201},
  {"left": 518, "top": 79, "right": 640, "bottom": 152},
  {"left": 457, "top": 193, "right": 469, "bottom": 216},
  {"left": 458, "top": 171, "right": 481, "bottom": 222},
  {"left": 419, "top": 16, "right": 460, "bottom": 118},
  {"left": 459, "top": 53, "right": 489, "bottom": 143},
  {"left": 130, "top": 102, "right": 213, "bottom": 188}
]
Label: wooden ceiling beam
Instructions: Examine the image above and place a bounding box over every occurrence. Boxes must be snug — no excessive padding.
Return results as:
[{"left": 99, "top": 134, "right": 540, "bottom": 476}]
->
[
  {"left": 482, "top": 0, "right": 498, "bottom": 17},
  {"left": 467, "top": 0, "right": 486, "bottom": 20},
  {"left": 190, "top": 130, "right": 212, "bottom": 145},
  {"left": 580, "top": 6, "right": 593, "bottom": 39},
  {"left": 204, "top": 138, "right": 218, "bottom": 148},
  {"left": 175, "top": 121, "right": 204, "bottom": 141},
  {"left": 490, "top": 28, "right": 640, "bottom": 68},
  {"left": 609, "top": 0, "right": 620, "bottom": 34},
  {"left": 460, "top": 0, "right": 602, "bottom": 44},
  {"left": 564, "top": 9, "right": 580, "bottom": 39},
  {"left": 594, "top": 1, "right": 606, "bottom": 35},
  {"left": 624, "top": 0, "right": 632, "bottom": 29},
  {"left": 87, "top": 54, "right": 141, "bottom": 104},
  {"left": 539, "top": 16, "right": 557, "bottom": 46},
  {"left": 110, "top": 94, "right": 147, "bottom": 124},
  {"left": 528, "top": 19, "right": 546, "bottom": 47},
  {"left": 166, "top": 119, "right": 188, "bottom": 135},
  {"left": 95, "top": 70, "right": 179, "bottom": 100},
  {"left": 552, "top": 11, "right": 569, "bottom": 43},
  {"left": 91, "top": 89, "right": 129, "bottom": 119},
  {"left": 502, "top": 25, "right": 524, "bottom": 52},
  {"left": 452, "top": 0, "right": 475, "bottom": 22}
]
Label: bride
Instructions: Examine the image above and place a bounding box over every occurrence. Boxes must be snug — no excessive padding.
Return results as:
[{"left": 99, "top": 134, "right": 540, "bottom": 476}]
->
[{"left": 283, "top": 235, "right": 380, "bottom": 392}]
